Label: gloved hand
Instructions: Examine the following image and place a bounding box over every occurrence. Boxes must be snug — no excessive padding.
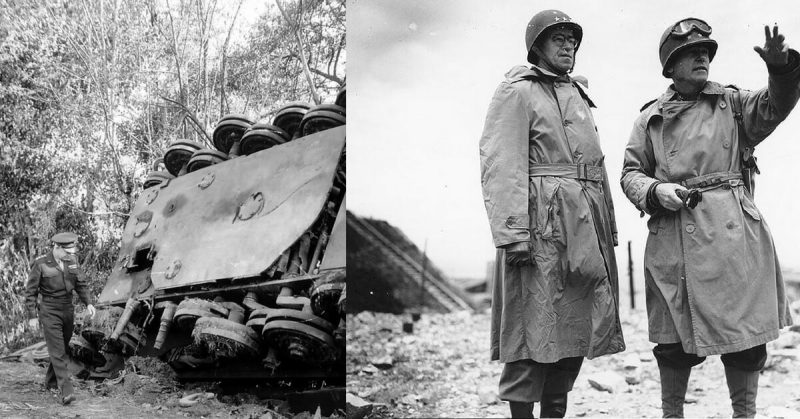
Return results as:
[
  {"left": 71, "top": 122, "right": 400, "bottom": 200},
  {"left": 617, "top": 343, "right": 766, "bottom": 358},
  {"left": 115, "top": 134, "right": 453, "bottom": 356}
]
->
[
  {"left": 504, "top": 242, "right": 533, "bottom": 267},
  {"left": 87, "top": 304, "right": 96, "bottom": 319},
  {"left": 27, "top": 318, "right": 39, "bottom": 329}
]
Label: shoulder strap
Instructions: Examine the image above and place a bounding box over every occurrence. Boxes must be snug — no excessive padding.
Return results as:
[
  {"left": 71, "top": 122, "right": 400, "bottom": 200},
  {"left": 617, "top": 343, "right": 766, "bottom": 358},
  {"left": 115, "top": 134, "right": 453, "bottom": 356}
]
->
[
  {"left": 640, "top": 98, "right": 657, "bottom": 112},
  {"left": 727, "top": 88, "right": 757, "bottom": 166},
  {"left": 727, "top": 86, "right": 760, "bottom": 197},
  {"left": 728, "top": 86, "right": 744, "bottom": 125}
]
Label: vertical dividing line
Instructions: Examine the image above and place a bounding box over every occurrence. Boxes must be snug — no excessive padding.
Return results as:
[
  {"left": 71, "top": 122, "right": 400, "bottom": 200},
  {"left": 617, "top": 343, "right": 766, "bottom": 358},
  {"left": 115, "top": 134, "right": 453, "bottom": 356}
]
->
[{"left": 628, "top": 240, "right": 635, "bottom": 309}]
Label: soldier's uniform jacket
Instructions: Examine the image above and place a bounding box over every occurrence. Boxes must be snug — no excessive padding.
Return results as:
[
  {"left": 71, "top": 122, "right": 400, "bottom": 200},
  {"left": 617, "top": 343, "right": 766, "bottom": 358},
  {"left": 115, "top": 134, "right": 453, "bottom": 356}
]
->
[
  {"left": 480, "top": 64, "right": 624, "bottom": 364},
  {"left": 25, "top": 252, "right": 92, "bottom": 317},
  {"left": 620, "top": 51, "right": 800, "bottom": 357}
]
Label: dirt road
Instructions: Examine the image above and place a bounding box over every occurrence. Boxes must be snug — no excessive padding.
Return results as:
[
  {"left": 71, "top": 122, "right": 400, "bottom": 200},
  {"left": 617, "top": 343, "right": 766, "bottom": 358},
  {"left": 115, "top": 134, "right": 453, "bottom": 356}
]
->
[{"left": 0, "top": 359, "right": 335, "bottom": 419}]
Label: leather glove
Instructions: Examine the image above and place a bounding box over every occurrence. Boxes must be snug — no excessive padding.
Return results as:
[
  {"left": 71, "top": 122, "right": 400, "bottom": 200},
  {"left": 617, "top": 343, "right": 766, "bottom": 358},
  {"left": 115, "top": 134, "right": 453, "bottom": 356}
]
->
[{"left": 503, "top": 241, "right": 533, "bottom": 266}]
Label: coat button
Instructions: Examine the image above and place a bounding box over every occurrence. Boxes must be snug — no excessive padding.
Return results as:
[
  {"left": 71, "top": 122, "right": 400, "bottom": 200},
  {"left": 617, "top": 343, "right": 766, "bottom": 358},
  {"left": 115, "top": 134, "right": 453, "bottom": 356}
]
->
[
  {"left": 685, "top": 224, "right": 696, "bottom": 233},
  {"left": 723, "top": 140, "right": 730, "bottom": 149},
  {"left": 726, "top": 221, "right": 735, "bottom": 229},
  {"left": 720, "top": 101, "right": 727, "bottom": 109},
  {"left": 563, "top": 119, "right": 571, "bottom": 126}
]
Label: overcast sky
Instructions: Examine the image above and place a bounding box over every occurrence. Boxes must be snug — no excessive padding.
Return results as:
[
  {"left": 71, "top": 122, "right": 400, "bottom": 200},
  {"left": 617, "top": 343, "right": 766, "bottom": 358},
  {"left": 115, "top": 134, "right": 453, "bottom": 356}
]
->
[{"left": 348, "top": 0, "right": 800, "bottom": 294}]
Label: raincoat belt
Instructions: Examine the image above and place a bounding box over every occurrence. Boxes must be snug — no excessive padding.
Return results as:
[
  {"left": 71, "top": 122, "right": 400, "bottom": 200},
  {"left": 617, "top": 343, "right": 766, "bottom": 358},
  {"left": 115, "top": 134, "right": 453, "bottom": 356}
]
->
[
  {"left": 680, "top": 171, "right": 743, "bottom": 191},
  {"left": 528, "top": 163, "right": 603, "bottom": 181}
]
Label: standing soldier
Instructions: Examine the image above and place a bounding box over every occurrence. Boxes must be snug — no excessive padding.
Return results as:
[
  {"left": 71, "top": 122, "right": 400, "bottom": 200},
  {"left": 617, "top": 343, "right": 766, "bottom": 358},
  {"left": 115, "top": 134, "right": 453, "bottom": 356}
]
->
[
  {"left": 621, "top": 18, "right": 797, "bottom": 418},
  {"left": 25, "top": 232, "right": 96, "bottom": 405},
  {"left": 480, "top": 9, "right": 625, "bottom": 418}
]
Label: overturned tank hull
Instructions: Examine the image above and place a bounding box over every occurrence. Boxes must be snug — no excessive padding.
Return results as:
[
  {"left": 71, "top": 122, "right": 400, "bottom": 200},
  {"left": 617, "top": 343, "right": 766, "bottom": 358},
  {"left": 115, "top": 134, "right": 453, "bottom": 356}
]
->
[{"left": 80, "top": 124, "right": 345, "bottom": 389}]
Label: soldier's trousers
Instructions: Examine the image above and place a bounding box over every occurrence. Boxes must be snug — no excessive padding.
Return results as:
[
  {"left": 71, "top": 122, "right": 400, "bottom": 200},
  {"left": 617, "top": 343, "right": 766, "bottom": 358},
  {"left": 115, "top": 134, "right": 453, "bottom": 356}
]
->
[
  {"left": 38, "top": 298, "right": 74, "bottom": 397},
  {"left": 499, "top": 357, "right": 584, "bottom": 402},
  {"left": 653, "top": 343, "right": 767, "bottom": 371}
]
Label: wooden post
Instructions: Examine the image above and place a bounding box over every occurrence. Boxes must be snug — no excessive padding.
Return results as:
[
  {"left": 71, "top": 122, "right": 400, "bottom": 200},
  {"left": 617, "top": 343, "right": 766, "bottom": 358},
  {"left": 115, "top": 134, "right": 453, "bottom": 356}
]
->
[{"left": 628, "top": 240, "right": 635, "bottom": 309}]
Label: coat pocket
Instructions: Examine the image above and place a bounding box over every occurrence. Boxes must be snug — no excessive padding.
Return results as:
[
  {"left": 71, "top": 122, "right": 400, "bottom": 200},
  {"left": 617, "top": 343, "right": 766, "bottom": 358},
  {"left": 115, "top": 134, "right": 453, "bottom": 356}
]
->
[
  {"left": 646, "top": 215, "right": 662, "bottom": 235},
  {"left": 533, "top": 177, "right": 562, "bottom": 241},
  {"left": 738, "top": 189, "right": 761, "bottom": 221}
]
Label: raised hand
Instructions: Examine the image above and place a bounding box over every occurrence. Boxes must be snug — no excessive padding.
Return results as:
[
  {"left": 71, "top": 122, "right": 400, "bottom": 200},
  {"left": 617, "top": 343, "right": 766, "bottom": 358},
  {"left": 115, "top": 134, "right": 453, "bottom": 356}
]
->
[{"left": 754, "top": 24, "right": 789, "bottom": 66}]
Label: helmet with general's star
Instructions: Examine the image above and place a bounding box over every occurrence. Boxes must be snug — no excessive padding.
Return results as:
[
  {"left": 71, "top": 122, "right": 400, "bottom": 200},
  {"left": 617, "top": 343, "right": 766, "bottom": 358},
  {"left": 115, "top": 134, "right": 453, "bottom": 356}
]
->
[{"left": 525, "top": 10, "right": 583, "bottom": 64}]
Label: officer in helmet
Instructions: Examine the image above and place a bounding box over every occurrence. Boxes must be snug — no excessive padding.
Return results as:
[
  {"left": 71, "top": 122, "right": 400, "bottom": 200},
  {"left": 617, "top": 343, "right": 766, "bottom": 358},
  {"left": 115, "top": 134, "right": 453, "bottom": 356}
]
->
[
  {"left": 25, "top": 232, "right": 96, "bottom": 405},
  {"left": 621, "top": 19, "right": 798, "bottom": 418},
  {"left": 479, "top": 9, "right": 624, "bottom": 418}
]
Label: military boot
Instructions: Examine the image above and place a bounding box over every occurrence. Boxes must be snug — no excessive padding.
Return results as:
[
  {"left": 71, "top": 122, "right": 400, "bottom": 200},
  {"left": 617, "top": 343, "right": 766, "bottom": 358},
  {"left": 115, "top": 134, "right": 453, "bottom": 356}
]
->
[
  {"left": 539, "top": 393, "right": 567, "bottom": 418},
  {"left": 658, "top": 365, "right": 691, "bottom": 418},
  {"left": 509, "top": 401, "right": 535, "bottom": 418},
  {"left": 724, "top": 366, "right": 759, "bottom": 418}
]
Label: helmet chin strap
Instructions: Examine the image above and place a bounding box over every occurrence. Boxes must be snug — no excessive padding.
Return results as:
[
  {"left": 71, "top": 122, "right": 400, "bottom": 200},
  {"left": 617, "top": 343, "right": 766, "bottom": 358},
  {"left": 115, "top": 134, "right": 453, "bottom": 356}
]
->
[{"left": 530, "top": 45, "right": 574, "bottom": 75}]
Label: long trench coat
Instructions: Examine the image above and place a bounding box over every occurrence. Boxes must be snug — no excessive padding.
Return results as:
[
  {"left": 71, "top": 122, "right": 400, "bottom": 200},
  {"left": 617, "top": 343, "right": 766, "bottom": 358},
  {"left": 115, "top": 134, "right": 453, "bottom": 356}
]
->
[
  {"left": 480, "top": 65, "right": 625, "bottom": 364},
  {"left": 620, "top": 55, "right": 800, "bottom": 357}
]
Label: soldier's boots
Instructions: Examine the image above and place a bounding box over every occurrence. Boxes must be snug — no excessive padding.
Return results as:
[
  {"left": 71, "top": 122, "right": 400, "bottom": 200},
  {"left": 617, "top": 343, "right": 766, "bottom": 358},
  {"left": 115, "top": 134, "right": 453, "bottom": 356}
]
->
[
  {"left": 659, "top": 365, "right": 691, "bottom": 418},
  {"left": 509, "top": 401, "right": 535, "bottom": 418},
  {"left": 61, "top": 393, "right": 76, "bottom": 406},
  {"left": 539, "top": 393, "right": 568, "bottom": 418},
  {"left": 724, "top": 366, "right": 759, "bottom": 418}
]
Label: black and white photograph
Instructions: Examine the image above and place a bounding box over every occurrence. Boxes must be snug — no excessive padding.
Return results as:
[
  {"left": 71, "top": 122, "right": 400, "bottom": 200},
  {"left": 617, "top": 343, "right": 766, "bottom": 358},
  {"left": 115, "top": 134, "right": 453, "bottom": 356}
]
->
[
  {"left": 1, "top": 0, "right": 346, "bottom": 417},
  {"left": 347, "top": 0, "right": 800, "bottom": 417}
]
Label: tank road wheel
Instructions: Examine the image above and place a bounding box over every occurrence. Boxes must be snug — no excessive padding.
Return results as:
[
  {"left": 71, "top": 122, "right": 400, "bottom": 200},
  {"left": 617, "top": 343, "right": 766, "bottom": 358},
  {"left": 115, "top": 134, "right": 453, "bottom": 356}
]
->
[
  {"left": 164, "top": 140, "right": 203, "bottom": 177},
  {"left": 239, "top": 124, "right": 289, "bottom": 155},
  {"left": 298, "top": 104, "right": 346, "bottom": 137},
  {"left": 212, "top": 114, "right": 253, "bottom": 154},
  {"left": 272, "top": 102, "right": 311, "bottom": 139},
  {"left": 81, "top": 306, "right": 124, "bottom": 350},
  {"left": 174, "top": 299, "right": 228, "bottom": 331},
  {"left": 191, "top": 317, "right": 262, "bottom": 360},
  {"left": 245, "top": 308, "right": 268, "bottom": 334},
  {"left": 262, "top": 319, "right": 338, "bottom": 366},
  {"left": 143, "top": 170, "right": 174, "bottom": 189},
  {"left": 69, "top": 335, "right": 106, "bottom": 368},
  {"left": 247, "top": 307, "right": 333, "bottom": 335},
  {"left": 261, "top": 309, "right": 337, "bottom": 365},
  {"left": 310, "top": 278, "right": 345, "bottom": 324},
  {"left": 186, "top": 148, "right": 229, "bottom": 173},
  {"left": 144, "top": 158, "right": 175, "bottom": 189}
]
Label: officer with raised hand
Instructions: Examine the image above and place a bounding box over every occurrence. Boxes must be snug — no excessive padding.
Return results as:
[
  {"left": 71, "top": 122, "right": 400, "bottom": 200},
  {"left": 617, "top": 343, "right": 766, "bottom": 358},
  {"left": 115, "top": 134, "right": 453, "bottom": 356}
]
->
[
  {"left": 480, "top": 9, "right": 624, "bottom": 418},
  {"left": 621, "top": 18, "right": 798, "bottom": 418},
  {"left": 25, "top": 232, "right": 96, "bottom": 406}
]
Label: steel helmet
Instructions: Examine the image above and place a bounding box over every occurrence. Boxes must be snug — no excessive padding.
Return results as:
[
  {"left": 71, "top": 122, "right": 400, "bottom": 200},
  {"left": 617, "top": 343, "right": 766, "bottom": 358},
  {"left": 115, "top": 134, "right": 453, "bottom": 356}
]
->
[
  {"left": 659, "top": 18, "right": 718, "bottom": 78},
  {"left": 525, "top": 10, "right": 583, "bottom": 65}
]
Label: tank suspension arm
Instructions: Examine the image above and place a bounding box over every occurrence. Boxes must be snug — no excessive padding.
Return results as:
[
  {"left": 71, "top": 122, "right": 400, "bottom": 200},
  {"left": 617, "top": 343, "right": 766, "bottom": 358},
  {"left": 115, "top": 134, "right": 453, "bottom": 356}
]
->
[{"left": 110, "top": 298, "right": 141, "bottom": 340}]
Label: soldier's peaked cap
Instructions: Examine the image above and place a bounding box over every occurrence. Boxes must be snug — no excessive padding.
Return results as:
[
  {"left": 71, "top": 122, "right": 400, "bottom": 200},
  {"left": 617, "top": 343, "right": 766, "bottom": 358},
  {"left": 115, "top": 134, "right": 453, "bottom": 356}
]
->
[{"left": 51, "top": 232, "right": 78, "bottom": 246}]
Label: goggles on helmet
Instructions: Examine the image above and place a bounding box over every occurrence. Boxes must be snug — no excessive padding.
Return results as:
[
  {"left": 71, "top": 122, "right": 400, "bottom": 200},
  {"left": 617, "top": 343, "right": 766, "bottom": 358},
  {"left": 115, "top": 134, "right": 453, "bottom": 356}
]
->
[
  {"left": 660, "top": 18, "right": 712, "bottom": 49},
  {"left": 672, "top": 18, "right": 711, "bottom": 36}
]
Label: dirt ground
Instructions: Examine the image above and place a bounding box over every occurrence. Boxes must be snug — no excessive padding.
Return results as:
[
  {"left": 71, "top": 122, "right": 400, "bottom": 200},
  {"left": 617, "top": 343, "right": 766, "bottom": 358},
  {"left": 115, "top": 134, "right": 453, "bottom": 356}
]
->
[
  {"left": 0, "top": 357, "right": 341, "bottom": 419},
  {"left": 346, "top": 307, "right": 800, "bottom": 418}
]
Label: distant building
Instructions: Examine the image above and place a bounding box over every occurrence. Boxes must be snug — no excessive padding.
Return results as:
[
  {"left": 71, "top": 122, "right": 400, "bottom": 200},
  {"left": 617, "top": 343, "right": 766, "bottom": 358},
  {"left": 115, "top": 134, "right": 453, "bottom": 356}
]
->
[{"left": 347, "top": 211, "right": 478, "bottom": 314}]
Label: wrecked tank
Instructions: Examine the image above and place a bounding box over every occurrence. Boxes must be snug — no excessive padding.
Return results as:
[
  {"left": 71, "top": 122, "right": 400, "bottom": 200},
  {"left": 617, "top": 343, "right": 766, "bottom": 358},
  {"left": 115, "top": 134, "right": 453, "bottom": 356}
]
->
[{"left": 73, "top": 90, "right": 346, "bottom": 391}]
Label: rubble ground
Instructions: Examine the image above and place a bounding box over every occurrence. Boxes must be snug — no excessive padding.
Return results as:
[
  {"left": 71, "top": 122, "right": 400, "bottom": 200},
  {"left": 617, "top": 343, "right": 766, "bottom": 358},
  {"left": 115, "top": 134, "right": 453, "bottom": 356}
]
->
[{"left": 346, "top": 307, "right": 800, "bottom": 418}]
